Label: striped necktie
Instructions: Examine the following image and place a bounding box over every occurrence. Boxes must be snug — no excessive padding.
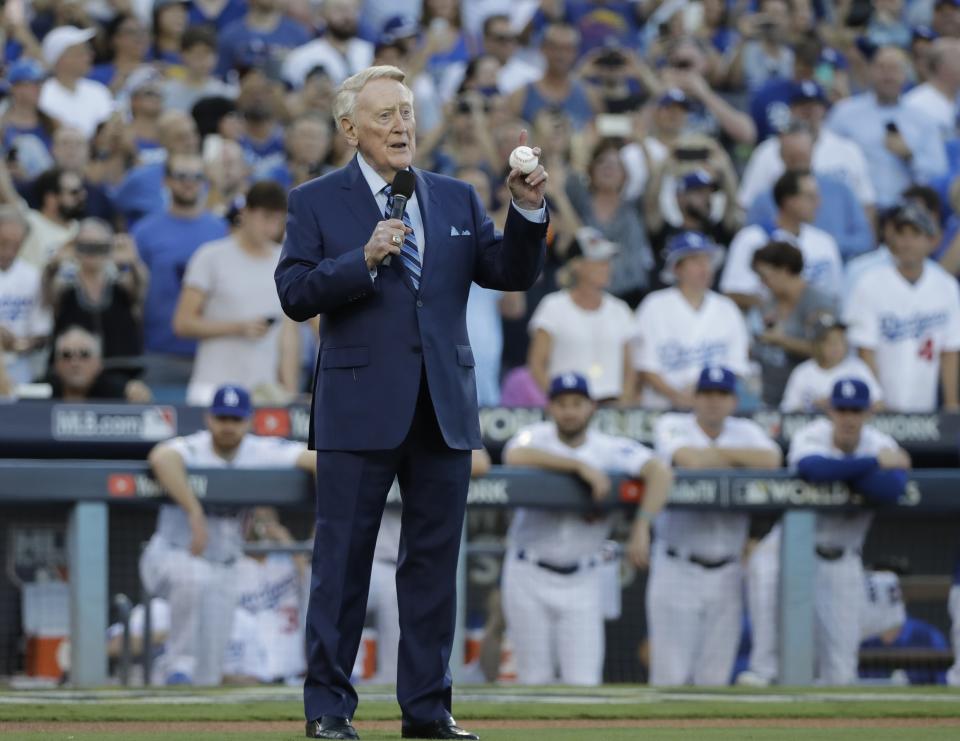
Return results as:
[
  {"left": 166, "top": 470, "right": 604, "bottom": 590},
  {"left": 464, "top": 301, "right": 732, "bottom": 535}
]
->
[{"left": 383, "top": 184, "right": 421, "bottom": 290}]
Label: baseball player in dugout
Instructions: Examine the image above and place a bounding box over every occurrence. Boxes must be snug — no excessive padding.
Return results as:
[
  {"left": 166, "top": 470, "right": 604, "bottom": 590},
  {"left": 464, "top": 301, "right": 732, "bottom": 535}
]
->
[
  {"left": 647, "top": 366, "right": 781, "bottom": 686},
  {"left": 139, "top": 384, "right": 315, "bottom": 686},
  {"left": 501, "top": 372, "right": 672, "bottom": 686},
  {"left": 275, "top": 64, "right": 548, "bottom": 741},
  {"left": 740, "top": 378, "right": 911, "bottom": 687}
]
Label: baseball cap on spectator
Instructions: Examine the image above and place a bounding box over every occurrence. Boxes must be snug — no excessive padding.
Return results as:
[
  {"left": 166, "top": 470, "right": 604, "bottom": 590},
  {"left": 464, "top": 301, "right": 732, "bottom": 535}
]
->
[
  {"left": 9, "top": 58, "right": 47, "bottom": 85},
  {"left": 812, "top": 313, "right": 847, "bottom": 341},
  {"left": 891, "top": 202, "right": 937, "bottom": 236},
  {"left": 913, "top": 25, "right": 938, "bottom": 42},
  {"left": 125, "top": 67, "right": 164, "bottom": 97},
  {"left": 661, "top": 230, "right": 723, "bottom": 282},
  {"left": 42, "top": 26, "right": 97, "bottom": 68},
  {"left": 677, "top": 169, "right": 717, "bottom": 193},
  {"left": 154, "top": 0, "right": 190, "bottom": 9},
  {"left": 830, "top": 378, "right": 870, "bottom": 411},
  {"left": 567, "top": 226, "right": 619, "bottom": 261},
  {"left": 789, "top": 80, "right": 828, "bottom": 106},
  {"left": 378, "top": 15, "right": 419, "bottom": 48},
  {"left": 696, "top": 366, "right": 736, "bottom": 394},
  {"left": 210, "top": 385, "right": 253, "bottom": 418},
  {"left": 657, "top": 88, "right": 691, "bottom": 109},
  {"left": 548, "top": 373, "right": 592, "bottom": 400}
]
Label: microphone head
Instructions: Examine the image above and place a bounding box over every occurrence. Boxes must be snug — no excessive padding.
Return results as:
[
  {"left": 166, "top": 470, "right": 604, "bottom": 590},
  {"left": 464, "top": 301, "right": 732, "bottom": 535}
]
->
[{"left": 392, "top": 170, "right": 416, "bottom": 200}]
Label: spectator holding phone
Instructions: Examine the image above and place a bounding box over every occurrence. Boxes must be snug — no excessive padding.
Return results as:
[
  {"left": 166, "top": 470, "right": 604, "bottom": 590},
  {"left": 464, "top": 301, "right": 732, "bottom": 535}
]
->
[
  {"left": 826, "top": 46, "right": 946, "bottom": 208},
  {"left": 726, "top": 0, "right": 795, "bottom": 93},
  {"left": 44, "top": 218, "right": 148, "bottom": 380},
  {"left": 173, "top": 181, "right": 300, "bottom": 406}
]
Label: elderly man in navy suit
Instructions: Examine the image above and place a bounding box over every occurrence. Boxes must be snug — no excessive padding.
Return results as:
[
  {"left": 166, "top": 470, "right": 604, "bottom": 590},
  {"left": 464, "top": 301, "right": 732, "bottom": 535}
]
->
[{"left": 275, "top": 66, "right": 548, "bottom": 740}]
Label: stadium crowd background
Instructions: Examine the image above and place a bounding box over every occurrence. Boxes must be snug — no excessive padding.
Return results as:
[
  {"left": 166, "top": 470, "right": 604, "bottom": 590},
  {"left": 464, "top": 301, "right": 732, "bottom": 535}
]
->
[{"left": 2, "top": 0, "right": 960, "bottom": 689}]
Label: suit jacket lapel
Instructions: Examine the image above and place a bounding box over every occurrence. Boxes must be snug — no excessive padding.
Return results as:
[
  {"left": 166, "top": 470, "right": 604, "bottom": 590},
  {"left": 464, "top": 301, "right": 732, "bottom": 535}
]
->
[
  {"left": 341, "top": 156, "right": 415, "bottom": 295},
  {"left": 413, "top": 167, "right": 438, "bottom": 295}
]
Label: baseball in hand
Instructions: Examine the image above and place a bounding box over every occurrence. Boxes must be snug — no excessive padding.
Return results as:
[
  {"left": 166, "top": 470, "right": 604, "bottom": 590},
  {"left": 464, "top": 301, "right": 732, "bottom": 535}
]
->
[{"left": 509, "top": 145, "right": 538, "bottom": 175}]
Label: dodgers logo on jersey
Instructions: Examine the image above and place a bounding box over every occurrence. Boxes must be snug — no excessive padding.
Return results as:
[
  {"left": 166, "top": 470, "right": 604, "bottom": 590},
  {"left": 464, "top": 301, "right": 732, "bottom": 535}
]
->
[
  {"left": 658, "top": 341, "right": 729, "bottom": 373},
  {"left": 879, "top": 312, "right": 948, "bottom": 342}
]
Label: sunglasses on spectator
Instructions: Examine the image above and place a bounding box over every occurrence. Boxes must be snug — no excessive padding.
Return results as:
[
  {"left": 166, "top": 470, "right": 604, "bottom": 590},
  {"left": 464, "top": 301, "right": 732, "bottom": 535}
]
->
[
  {"left": 488, "top": 33, "right": 516, "bottom": 43},
  {"left": 670, "top": 59, "right": 694, "bottom": 70},
  {"left": 58, "top": 348, "right": 94, "bottom": 360},
  {"left": 170, "top": 171, "right": 206, "bottom": 182},
  {"left": 76, "top": 240, "right": 112, "bottom": 255},
  {"left": 61, "top": 186, "right": 85, "bottom": 196}
]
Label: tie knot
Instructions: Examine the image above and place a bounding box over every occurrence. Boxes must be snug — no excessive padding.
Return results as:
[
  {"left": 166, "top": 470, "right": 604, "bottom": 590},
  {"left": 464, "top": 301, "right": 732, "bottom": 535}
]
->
[{"left": 382, "top": 184, "right": 393, "bottom": 199}]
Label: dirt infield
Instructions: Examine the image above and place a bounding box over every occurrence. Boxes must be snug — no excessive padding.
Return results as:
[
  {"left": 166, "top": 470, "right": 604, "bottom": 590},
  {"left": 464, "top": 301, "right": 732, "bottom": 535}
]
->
[{"left": 7, "top": 718, "right": 960, "bottom": 733}]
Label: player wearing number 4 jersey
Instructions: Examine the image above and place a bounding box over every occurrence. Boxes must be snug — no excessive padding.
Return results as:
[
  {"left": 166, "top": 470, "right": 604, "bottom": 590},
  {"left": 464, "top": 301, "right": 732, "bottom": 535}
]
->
[
  {"left": 647, "top": 366, "right": 781, "bottom": 686},
  {"left": 139, "top": 385, "right": 315, "bottom": 686},
  {"left": 501, "top": 373, "right": 672, "bottom": 685},
  {"left": 844, "top": 203, "right": 960, "bottom": 412},
  {"left": 740, "top": 379, "right": 910, "bottom": 686}
]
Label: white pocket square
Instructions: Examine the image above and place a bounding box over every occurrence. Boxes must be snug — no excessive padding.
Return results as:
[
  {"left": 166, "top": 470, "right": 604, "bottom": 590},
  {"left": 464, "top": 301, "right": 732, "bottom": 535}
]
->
[{"left": 450, "top": 226, "right": 471, "bottom": 236}]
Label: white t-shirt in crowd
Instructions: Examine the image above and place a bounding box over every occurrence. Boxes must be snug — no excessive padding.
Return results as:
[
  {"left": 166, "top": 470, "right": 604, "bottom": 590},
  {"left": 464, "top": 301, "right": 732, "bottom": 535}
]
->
[
  {"left": 737, "top": 128, "right": 876, "bottom": 208},
  {"left": 182, "top": 236, "right": 285, "bottom": 406},
  {"left": 787, "top": 417, "right": 899, "bottom": 550},
  {"left": 0, "top": 258, "right": 51, "bottom": 384},
  {"left": 654, "top": 413, "right": 778, "bottom": 561},
  {"left": 903, "top": 82, "right": 958, "bottom": 140},
  {"left": 844, "top": 262, "right": 960, "bottom": 412},
  {"left": 154, "top": 430, "right": 306, "bottom": 563},
  {"left": 720, "top": 223, "right": 843, "bottom": 302},
  {"left": 504, "top": 421, "right": 653, "bottom": 563},
  {"left": 528, "top": 289, "right": 634, "bottom": 400},
  {"left": 39, "top": 77, "right": 115, "bottom": 139},
  {"left": 632, "top": 288, "right": 749, "bottom": 409},
  {"left": 282, "top": 37, "right": 374, "bottom": 87},
  {"left": 780, "top": 356, "right": 883, "bottom": 412}
]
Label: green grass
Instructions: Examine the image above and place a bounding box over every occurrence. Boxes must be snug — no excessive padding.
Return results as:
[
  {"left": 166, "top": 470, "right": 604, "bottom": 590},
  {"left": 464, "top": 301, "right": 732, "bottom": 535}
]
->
[
  {"left": 3, "top": 698, "right": 960, "bottom": 723},
  {"left": 4, "top": 730, "right": 960, "bottom": 741}
]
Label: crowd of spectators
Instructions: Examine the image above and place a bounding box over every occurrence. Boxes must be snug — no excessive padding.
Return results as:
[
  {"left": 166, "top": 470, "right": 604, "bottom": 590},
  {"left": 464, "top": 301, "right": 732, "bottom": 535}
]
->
[{"left": 1, "top": 0, "right": 960, "bottom": 416}]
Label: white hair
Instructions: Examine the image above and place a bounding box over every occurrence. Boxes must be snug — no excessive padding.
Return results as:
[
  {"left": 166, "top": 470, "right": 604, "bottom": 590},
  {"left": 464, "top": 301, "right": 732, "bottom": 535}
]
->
[{"left": 332, "top": 65, "right": 411, "bottom": 133}]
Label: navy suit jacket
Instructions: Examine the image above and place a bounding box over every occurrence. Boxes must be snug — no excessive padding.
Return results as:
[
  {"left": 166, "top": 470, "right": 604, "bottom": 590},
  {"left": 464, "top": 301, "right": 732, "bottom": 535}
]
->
[{"left": 275, "top": 156, "right": 547, "bottom": 451}]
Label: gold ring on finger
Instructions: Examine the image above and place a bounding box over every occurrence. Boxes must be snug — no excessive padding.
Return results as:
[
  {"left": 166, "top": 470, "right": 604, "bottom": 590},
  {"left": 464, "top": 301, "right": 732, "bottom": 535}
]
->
[{"left": 392, "top": 234, "right": 402, "bottom": 245}]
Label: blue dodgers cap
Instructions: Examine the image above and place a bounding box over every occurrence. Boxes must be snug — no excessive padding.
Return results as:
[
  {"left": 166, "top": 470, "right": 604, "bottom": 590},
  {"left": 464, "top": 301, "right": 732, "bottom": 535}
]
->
[
  {"left": 677, "top": 168, "right": 716, "bottom": 193},
  {"left": 657, "top": 87, "right": 691, "bottom": 109},
  {"left": 789, "top": 80, "right": 828, "bottom": 105},
  {"left": 661, "top": 230, "right": 723, "bottom": 282},
  {"left": 830, "top": 378, "right": 870, "bottom": 411},
  {"left": 548, "top": 372, "right": 592, "bottom": 400},
  {"left": 378, "top": 15, "right": 419, "bottom": 46},
  {"left": 696, "top": 366, "right": 737, "bottom": 394},
  {"left": 8, "top": 58, "right": 47, "bottom": 84},
  {"left": 209, "top": 385, "right": 253, "bottom": 418},
  {"left": 913, "top": 25, "right": 937, "bottom": 42}
]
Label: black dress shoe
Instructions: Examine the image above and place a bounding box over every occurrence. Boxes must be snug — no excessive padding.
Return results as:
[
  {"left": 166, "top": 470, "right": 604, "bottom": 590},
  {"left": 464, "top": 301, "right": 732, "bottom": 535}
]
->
[
  {"left": 401, "top": 717, "right": 479, "bottom": 740},
  {"left": 305, "top": 715, "right": 360, "bottom": 739}
]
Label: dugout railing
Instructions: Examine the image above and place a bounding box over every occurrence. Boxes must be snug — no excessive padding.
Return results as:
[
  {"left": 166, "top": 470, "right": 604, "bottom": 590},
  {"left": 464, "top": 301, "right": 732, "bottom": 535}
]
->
[{"left": 1, "top": 461, "right": 958, "bottom": 687}]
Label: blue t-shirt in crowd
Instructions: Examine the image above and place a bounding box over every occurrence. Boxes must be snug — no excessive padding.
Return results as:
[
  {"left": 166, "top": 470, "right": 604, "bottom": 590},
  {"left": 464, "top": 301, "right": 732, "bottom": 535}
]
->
[
  {"left": 188, "top": 0, "right": 248, "bottom": 32},
  {"left": 749, "top": 77, "right": 797, "bottom": 142},
  {"left": 745, "top": 173, "right": 875, "bottom": 260},
  {"left": 216, "top": 16, "right": 311, "bottom": 77},
  {"left": 131, "top": 210, "right": 228, "bottom": 356},
  {"left": 89, "top": 63, "right": 118, "bottom": 88},
  {"left": 240, "top": 128, "right": 287, "bottom": 182}
]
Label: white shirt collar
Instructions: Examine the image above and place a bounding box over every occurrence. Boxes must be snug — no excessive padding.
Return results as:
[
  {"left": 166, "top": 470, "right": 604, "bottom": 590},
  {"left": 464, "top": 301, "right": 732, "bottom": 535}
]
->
[{"left": 356, "top": 152, "right": 414, "bottom": 199}]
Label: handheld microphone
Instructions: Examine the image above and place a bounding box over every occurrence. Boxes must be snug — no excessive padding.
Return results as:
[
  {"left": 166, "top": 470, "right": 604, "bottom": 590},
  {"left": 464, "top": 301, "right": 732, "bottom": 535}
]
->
[{"left": 384, "top": 170, "right": 416, "bottom": 266}]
